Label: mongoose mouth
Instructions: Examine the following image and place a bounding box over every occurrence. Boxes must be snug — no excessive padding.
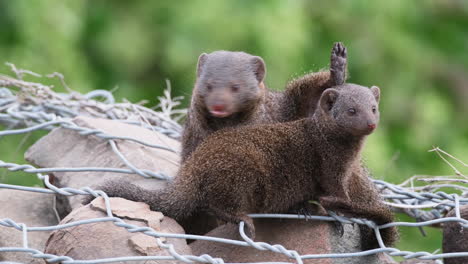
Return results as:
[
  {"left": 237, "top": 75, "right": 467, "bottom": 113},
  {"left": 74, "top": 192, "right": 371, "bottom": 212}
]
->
[
  {"left": 209, "top": 110, "right": 232, "bottom": 118},
  {"left": 362, "top": 125, "right": 377, "bottom": 135},
  {"left": 341, "top": 124, "right": 378, "bottom": 136}
]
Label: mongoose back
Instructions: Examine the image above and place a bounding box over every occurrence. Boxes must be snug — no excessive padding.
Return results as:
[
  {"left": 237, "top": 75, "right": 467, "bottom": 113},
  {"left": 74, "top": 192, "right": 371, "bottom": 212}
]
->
[
  {"left": 181, "top": 43, "right": 348, "bottom": 161},
  {"left": 442, "top": 207, "right": 468, "bottom": 264},
  {"left": 98, "top": 83, "right": 397, "bottom": 248}
]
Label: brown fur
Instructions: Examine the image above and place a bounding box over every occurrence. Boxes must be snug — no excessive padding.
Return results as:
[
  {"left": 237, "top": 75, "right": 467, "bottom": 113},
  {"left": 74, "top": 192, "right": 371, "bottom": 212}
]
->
[
  {"left": 98, "top": 84, "right": 397, "bottom": 249},
  {"left": 442, "top": 207, "right": 468, "bottom": 264},
  {"left": 181, "top": 43, "right": 347, "bottom": 162}
]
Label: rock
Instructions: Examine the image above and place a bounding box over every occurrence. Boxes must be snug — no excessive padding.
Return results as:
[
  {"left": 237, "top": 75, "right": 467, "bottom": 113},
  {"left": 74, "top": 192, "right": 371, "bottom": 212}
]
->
[
  {"left": 0, "top": 189, "right": 58, "bottom": 263},
  {"left": 24, "top": 116, "right": 180, "bottom": 217},
  {"left": 44, "top": 197, "right": 191, "bottom": 264},
  {"left": 190, "top": 218, "right": 396, "bottom": 264},
  {"left": 442, "top": 205, "right": 468, "bottom": 264}
]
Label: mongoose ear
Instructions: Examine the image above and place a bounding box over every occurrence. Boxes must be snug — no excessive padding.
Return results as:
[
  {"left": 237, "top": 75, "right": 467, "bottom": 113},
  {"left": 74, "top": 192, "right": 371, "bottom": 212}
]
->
[
  {"left": 370, "top": 86, "right": 380, "bottom": 103},
  {"left": 320, "top": 88, "right": 339, "bottom": 112},
  {"left": 250, "top": 56, "right": 266, "bottom": 83},
  {"left": 197, "top": 53, "right": 208, "bottom": 78}
]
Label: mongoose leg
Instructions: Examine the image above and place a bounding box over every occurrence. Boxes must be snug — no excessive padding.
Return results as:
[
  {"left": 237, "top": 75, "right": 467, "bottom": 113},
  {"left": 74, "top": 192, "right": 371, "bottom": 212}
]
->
[
  {"left": 208, "top": 207, "right": 256, "bottom": 239},
  {"left": 281, "top": 42, "right": 349, "bottom": 119},
  {"left": 330, "top": 42, "right": 347, "bottom": 86},
  {"left": 319, "top": 194, "right": 398, "bottom": 249},
  {"left": 347, "top": 172, "right": 399, "bottom": 249},
  {"left": 239, "top": 215, "right": 256, "bottom": 239}
]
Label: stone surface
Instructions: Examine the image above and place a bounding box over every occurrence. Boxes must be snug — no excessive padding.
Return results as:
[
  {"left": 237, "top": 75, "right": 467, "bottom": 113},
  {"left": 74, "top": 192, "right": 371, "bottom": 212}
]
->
[
  {"left": 190, "top": 218, "right": 395, "bottom": 264},
  {"left": 0, "top": 189, "right": 58, "bottom": 263},
  {"left": 44, "top": 197, "right": 191, "bottom": 264},
  {"left": 24, "top": 116, "right": 180, "bottom": 217},
  {"left": 442, "top": 205, "right": 468, "bottom": 264}
]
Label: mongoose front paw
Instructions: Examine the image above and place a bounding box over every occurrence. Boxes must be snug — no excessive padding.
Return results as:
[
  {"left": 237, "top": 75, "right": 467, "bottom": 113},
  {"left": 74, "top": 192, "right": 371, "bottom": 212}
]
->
[
  {"left": 330, "top": 42, "right": 347, "bottom": 85},
  {"left": 288, "top": 200, "right": 323, "bottom": 219},
  {"left": 239, "top": 215, "right": 256, "bottom": 240}
]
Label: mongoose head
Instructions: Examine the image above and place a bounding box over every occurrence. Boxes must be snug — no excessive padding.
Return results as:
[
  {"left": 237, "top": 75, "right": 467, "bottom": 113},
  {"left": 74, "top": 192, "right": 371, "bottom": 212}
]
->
[
  {"left": 319, "top": 84, "right": 380, "bottom": 136},
  {"left": 194, "top": 51, "right": 266, "bottom": 118}
]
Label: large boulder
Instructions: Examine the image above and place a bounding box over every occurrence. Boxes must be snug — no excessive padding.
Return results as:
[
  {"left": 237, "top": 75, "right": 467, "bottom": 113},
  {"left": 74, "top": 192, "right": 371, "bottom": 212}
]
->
[
  {"left": 44, "top": 197, "right": 191, "bottom": 264},
  {"left": 442, "top": 205, "right": 468, "bottom": 264},
  {"left": 24, "top": 116, "right": 180, "bottom": 217},
  {"left": 190, "top": 218, "right": 396, "bottom": 264},
  {"left": 0, "top": 189, "right": 58, "bottom": 263}
]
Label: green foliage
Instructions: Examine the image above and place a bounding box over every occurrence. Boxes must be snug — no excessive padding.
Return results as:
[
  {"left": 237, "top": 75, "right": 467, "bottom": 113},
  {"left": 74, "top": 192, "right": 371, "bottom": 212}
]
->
[{"left": 1, "top": 0, "right": 467, "bottom": 255}]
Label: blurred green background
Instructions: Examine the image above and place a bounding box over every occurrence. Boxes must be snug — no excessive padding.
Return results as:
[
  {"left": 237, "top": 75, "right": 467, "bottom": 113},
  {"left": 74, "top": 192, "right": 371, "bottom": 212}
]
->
[{"left": 0, "top": 0, "right": 467, "bottom": 257}]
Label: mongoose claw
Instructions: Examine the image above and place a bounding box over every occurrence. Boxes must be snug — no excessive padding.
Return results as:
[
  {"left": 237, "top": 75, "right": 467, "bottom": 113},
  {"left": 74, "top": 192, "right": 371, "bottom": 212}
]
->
[
  {"left": 333, "top": 220, "right": 345, "bottom": 237},
  {"left": 296, "top": 207, "right": 312, "bottom": 220},
  {"left": 293, "top": 201, "right": 319, "bottom": 220},
  {"left": 330, "top": 42, "right": 347, "bottom": 85}
]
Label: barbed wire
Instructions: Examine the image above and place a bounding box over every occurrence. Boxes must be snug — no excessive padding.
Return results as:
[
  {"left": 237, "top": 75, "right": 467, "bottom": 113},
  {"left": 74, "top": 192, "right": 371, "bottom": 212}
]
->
[
  {"left": 0, "top": 66, "right": 467, "bottom": 264},
  {"left": 0, "top": 64, "right": 185, "bottom": 138}
]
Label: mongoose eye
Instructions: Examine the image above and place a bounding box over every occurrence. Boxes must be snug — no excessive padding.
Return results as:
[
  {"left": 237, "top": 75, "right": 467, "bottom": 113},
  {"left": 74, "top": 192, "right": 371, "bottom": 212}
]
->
[
  {"left": 231, "top": 84, "right": 240, "bottom": 92},
  {"left": 347, "top": 108, "right": 356, "bottom": 115},
  {"left": 206, "top": 84, "right": 212, "bottom": 91},
  {"left": 372, "top": 106, "right": 377, "bottom": 113}
]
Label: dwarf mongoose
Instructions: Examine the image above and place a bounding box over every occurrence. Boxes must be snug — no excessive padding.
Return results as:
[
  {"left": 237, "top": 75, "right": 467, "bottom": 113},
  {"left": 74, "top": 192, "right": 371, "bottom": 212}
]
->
[{"left": 98, "top": 83, "right": 397, "bottom": 248}]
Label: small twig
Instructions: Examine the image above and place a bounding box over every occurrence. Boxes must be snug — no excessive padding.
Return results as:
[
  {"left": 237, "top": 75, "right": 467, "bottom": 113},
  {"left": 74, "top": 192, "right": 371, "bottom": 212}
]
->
[
  {"left": 5, "top": 62, "right": 42, "bottom": 80},
  {"left": 429, "top": 146, "right": 467, "bottom": 178},
  {"left": 430, "top": 147, "right": 468, "bottom": 167},
  {"left": 47, "top": 72, "right": 73, "bottom": 93},
  {"left": 131, "top": 103, "right": 155, "bottom": 132}
]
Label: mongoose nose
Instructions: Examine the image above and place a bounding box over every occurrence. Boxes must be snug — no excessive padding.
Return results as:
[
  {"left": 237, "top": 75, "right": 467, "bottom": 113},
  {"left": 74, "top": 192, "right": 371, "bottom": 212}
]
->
[{"left": 368, "top": 123, "right": 376, "bottom": 130}]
